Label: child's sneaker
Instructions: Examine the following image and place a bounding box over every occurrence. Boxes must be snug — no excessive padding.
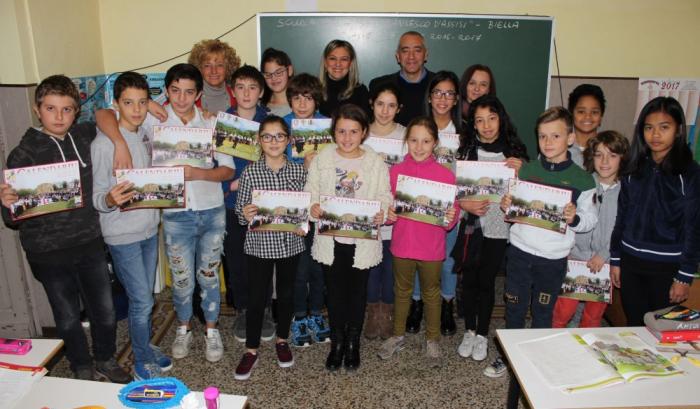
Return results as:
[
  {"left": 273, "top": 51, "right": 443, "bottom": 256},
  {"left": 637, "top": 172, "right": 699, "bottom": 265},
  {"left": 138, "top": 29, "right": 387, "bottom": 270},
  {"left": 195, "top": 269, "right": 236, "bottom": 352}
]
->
[
  {"left": 377, "top": 336, "right": 405, "bottom": 360},
  {"left": 95, "top": 358, "right": 132, "bottom": 383},
  {"left": 150, "top": 344, "right": 173, "bottom": 372},
  {"left": 426, "top": 340, "right": 442, "bottom": 368},
  {"left": 471, "top": 335, "right": 488, "bottom": 361},
  {"left": 457, "top": 330, "right": 476, "bottom": 358},
  {"left": 483, "top": 357, "right": 507, "bottom": 378},
  {"left": 275, "top": 342, "right": 294, "bottom": 368},
  {"left": 133, "top": 361, "right": 163, "bottom": 380},
  {"left": 205, "top": 328, "right": 224, "bottom": 362},
  {"left": 307, "top": 314, "right": 331, "bottom": 343},
  {"left": 290, "top": 317, "right": 312, "bottom": 347},
  {"left": 172, "top": 326, "right": 193, "bottom": 359},
  {"left": 234, "top": 352, "right": 258, "bottom": 381}
]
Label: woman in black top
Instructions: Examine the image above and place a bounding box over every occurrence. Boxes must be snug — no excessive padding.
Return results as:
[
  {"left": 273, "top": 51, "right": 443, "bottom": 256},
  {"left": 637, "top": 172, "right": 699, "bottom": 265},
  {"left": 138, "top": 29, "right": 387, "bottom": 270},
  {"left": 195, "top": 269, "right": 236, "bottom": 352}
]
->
[{"left": 318, "top": 39, "right": 370, "bottom": 118}]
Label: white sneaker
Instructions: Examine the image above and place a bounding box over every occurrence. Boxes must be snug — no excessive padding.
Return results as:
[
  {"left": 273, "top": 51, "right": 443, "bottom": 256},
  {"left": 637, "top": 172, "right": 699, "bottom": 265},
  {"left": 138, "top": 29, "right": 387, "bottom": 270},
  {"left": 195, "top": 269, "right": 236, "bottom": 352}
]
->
[
  {"left": 205, "top": 328, "right": 224, "bottom": 362},
  {"left": 457, "top": 330, "right": 476, "bottom": 358},
  {"left": 172, "top": 326, "right": 193, "bottom": 359},
  {"left": 471, "top": 335, "right": 488, "bottom": 361},
  {"left": 483, "top": 357, "right": 507, "bottom": 378}
]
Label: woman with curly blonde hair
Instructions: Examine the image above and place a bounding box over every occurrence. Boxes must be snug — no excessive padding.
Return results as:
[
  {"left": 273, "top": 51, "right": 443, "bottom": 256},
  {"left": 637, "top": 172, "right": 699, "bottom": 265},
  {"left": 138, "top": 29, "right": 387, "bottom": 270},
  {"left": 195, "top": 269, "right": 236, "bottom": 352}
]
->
[{"left": 188, "top": 39, "right": 241, "bottom": 113}]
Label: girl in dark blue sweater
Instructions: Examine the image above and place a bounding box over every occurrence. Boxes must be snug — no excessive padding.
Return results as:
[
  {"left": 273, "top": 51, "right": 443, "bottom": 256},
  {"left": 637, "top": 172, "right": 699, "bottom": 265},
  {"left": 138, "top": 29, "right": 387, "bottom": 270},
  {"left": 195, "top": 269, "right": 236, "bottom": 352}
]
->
[{"left": 610, "top": 97, "right": 700, "bottom": 326}]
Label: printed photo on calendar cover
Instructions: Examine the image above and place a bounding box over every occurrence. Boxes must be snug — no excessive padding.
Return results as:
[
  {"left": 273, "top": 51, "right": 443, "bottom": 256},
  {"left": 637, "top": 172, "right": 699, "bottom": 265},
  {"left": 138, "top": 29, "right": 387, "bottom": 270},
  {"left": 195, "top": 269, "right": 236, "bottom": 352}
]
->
[
  {"left": 435, "top": 132, "right": 460, "bottom": 171},
  {"left": 115, "top": 168, "right": 185, "bottom": 211},
  {"left": 3, "top": 161, "right": 83, "bottom": 221},
  {"left": 151, "top": 125, "right": 213, "bottom": 168},
  {"left": 394, "top": 174, "right": 456, "bottom": 227},
  {"left": 291, "top": 118, "right": 333, "bottom": 159},
  {"left": 249, "top": 190, "right": 310, "bottom": 233},
  {"left": 318, "top": 195, "right": 381, "bottom": 240},
  {"left": 213, "top": 111, "right": 261, "bottom": 161},
  {"left": 455, "top": 160, "right": 515, "bottom": 203},
  {"left": 363, "top": 137, "right": 406, "bottom": 166},
  {"left": 559, "top": 260, "right": 612, "bottom": 304},
  {"left": 505, "top": 179, "right": 571, "bottom": 234}
]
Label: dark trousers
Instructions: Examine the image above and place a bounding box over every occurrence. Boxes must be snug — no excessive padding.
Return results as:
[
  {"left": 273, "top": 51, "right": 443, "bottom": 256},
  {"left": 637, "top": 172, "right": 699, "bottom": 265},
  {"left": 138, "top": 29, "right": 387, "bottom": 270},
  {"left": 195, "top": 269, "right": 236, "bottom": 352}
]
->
[
  {"left": 245, "top": 254, "right": 299, "bottom": 349},
  {"left": 224, "top": 210, "right": 249, "bottom": 310},
  {"left": 294, "top": 227, "right": 325, "bottom": 317},
  {"left": 462, "top": 230, "right": 507, "bottom": 336},
  {"left": 620, "top": 252, "right": 677, "bottom": 326},
  {"left": 504, "top": 245, "right": 567, "bottom": 330},
  {"left": 28, "top": 242, "right": 116, "bottom": 371},
  {"left": 322, "top": 243, "right": 370, "bottom": 336},
  {"left": 505, "top": 245, "right": 566, "bottom": 409}
]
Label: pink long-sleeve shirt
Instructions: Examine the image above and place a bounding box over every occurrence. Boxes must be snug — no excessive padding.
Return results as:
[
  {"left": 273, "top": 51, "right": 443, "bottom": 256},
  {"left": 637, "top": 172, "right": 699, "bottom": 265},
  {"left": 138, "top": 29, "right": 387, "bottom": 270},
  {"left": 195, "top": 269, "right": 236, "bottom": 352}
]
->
[{"left": 389, "top": 154, "right": 460, "bottom": 261}]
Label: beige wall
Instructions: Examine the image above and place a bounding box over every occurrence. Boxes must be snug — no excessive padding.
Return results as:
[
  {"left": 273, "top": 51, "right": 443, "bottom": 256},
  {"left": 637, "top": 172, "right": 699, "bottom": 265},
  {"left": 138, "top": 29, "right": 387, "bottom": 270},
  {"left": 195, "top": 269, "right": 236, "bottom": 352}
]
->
[
  {"left": 0, "top": 0, "right": 104, "bottom": 85},
  {"left": 27, "top": 0, "right": 104, "bottom": 80},
  {"left": 0, "top": 0, "right": 37, "bottom": 84},
  {"left": 1, "top": 1, "right": 699, "bottom": 82},
  {"left": 99, "top": 0, "right": 700, "bottom": 78}
]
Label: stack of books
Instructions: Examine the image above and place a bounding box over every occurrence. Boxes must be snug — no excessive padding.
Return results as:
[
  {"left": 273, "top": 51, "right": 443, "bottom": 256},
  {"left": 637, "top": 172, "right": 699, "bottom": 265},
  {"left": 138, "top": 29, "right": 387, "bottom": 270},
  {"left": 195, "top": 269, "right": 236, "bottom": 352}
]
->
[{"left": 645, "top": 305, "right": 700, "bottom": 353}]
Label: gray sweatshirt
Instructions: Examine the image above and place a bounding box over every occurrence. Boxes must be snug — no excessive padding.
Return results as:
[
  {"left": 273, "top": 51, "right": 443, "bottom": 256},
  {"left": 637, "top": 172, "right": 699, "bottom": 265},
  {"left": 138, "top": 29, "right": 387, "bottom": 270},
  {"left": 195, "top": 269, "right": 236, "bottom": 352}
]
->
[
  {"left": 569, "top": 176, "right": 620, "bottom": 262},
  {"left": 91, "top": 126, "right": 160, "bottom": 246}
]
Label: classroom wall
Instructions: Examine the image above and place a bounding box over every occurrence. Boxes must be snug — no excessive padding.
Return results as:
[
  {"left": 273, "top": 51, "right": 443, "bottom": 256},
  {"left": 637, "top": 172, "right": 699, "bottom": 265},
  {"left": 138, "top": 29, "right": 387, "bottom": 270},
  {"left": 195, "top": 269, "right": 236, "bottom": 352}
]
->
[
  {"left": 1, "top": 0, "right": 698, "bottom": 83},
  {"left": 0, "top": 0, "right": 37, "bottom": 84},
  {"left": 26, "top": 0, "right": 105, "bottom": 80},
  {"left": 0, "top": 0, "right": 104, "bottom": 84},
  {"left": 95, "top": 0, "right": 700, "bottom": 78}
]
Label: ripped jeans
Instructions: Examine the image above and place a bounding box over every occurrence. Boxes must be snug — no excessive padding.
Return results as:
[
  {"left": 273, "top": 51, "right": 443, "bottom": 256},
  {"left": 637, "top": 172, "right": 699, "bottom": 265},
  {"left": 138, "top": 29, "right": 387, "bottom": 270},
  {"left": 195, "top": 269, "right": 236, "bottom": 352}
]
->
[
  {"left": 163, "top": 206, "right": 226, "bottom": 324},
  {"left": 504, "top": 245, "right": 567, "bottom": 329}
]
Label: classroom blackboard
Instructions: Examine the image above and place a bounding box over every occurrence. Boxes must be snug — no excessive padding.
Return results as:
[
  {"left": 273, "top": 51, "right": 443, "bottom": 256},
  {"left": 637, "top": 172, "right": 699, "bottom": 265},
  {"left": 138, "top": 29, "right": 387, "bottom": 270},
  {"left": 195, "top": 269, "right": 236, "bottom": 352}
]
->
[{"left": 258, "top": 13, "right": 554, "bottom": 157}]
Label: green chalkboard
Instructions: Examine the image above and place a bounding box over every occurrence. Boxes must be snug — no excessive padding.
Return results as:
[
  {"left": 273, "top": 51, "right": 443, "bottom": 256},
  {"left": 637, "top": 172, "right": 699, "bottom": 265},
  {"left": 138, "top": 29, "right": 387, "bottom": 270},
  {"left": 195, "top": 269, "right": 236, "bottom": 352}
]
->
[{"left": 258, "top": 13, "right": 554, "bottom": 157}]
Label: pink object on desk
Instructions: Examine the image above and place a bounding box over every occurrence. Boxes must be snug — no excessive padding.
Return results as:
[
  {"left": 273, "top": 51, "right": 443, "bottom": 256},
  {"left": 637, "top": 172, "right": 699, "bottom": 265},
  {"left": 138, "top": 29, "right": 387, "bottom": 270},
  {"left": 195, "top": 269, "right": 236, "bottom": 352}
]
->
[
  {"left": 203, "top": 386, "right": 219, "bottom": 409},
  {"left": 0, "top": 338, "right": 32, "bottom": 355}
]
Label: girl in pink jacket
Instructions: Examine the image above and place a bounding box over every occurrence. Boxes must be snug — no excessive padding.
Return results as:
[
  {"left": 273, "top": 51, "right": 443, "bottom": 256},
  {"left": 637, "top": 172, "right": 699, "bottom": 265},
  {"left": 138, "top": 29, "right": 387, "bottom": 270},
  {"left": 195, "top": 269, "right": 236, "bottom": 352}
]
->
[{"left": 377, "top": 116, "right": 459, "bottom": 366}]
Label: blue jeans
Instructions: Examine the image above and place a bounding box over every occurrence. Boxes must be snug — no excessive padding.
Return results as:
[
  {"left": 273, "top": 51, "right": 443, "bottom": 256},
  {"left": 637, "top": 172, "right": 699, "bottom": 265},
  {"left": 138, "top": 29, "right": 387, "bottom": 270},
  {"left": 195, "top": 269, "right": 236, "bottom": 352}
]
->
[
  {"left": 108, "top": 234, "right": 158, "bottom": 365},
  {"left": 163, "top": 206, "right": 226, "bottom": 324},
  {"left": 504, "top": 245, "right": 567, "bottom": 329},
  {"left": 367, "top": 240, "right": 394, "bottom": 303},
  {"left": 412, "top": 225, "right": 459, "bottom": 300},
  {"left": 294, "top": 226, "right": 325, "bottom": 317}
]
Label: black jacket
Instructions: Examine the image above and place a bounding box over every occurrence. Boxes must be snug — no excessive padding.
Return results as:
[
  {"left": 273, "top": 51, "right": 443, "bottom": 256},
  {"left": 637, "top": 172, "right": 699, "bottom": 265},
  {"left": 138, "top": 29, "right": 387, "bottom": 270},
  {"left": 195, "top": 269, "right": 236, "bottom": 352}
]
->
[
  {"left": 2, "top": 123, "right": 103, "bottom": 258},
  {"left": 610, "top": 158, "right": 700, "bottom": 284}
]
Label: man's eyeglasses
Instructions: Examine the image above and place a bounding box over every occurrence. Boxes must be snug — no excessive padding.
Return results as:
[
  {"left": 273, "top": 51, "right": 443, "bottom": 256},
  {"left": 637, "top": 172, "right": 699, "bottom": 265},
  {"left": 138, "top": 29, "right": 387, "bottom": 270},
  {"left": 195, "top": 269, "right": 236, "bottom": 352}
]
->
[
  {"left": 431, "top": 90, "right": 457, "bottom": 100},
  {"left": 260, "top": 133, "right": 289, "bottom": 142},
  {"left": 263, "top": 67, "right": 288, "bottom": 80}
]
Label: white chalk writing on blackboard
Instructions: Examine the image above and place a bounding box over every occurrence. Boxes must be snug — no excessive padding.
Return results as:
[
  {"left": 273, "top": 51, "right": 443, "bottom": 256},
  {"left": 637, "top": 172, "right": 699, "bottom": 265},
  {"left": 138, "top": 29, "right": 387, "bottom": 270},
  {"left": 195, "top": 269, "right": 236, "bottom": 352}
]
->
[
  {"left": 432, "top": 19, "right": 479, "bottom": 29},
  {"left": 488, "top": 20, "right": 520, "bottom": 30},
  {"left": 276, "top": 18, "right": 316, "bottom": 28}
]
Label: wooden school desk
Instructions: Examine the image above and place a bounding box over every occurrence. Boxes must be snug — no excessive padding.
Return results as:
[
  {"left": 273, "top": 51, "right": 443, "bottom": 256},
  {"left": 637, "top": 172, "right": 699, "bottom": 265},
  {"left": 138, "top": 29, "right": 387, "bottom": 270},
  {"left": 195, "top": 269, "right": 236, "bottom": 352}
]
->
[
  {"left": 0, "top": 338, "right": 63, "bottom": 367},
  {"left": 496, "top": 327, "right": 700, "bottom": 409},
  {"left": 14, "top": 376, "right": 249, "bottom": 409}
]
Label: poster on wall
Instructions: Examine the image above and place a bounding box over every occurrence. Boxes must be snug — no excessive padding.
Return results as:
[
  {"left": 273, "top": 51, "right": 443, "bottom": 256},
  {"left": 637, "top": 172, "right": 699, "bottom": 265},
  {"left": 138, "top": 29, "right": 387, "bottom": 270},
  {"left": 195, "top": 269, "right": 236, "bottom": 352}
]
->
[
  {"left": 634, "top": 78, "right": 700, "bottom": 161},
  {"left": 72, "top": 72, "right": 166, "bottom": 123}
]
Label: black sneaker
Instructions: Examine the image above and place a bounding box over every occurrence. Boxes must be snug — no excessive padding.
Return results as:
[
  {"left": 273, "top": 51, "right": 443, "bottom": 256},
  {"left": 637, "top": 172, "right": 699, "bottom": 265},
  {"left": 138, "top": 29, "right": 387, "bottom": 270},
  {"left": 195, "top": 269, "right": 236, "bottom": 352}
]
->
[{"left": 95, "top": 358, "right": 132, "bottom": 383}]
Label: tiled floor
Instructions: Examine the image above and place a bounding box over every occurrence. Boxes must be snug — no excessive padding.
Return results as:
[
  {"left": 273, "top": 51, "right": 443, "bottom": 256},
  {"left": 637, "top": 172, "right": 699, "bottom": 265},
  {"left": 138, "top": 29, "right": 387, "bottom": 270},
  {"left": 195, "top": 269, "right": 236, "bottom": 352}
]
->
[{"left": 48, "top": 307, "right": 524, "bottom": 408}]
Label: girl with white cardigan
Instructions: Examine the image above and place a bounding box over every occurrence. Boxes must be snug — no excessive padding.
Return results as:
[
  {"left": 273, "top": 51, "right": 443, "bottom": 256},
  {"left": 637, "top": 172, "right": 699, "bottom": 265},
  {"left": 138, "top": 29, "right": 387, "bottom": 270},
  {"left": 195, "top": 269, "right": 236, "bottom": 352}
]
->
[{"left": 305, "top": 103, "right": 392, "bottom": 371}]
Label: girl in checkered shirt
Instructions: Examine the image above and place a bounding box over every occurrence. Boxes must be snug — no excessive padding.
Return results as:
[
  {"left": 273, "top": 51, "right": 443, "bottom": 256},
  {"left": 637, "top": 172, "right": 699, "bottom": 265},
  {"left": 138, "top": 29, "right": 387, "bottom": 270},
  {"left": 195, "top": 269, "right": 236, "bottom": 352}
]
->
[{"left": 233, "top": 115, "right": 308, "bottom": 380}]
